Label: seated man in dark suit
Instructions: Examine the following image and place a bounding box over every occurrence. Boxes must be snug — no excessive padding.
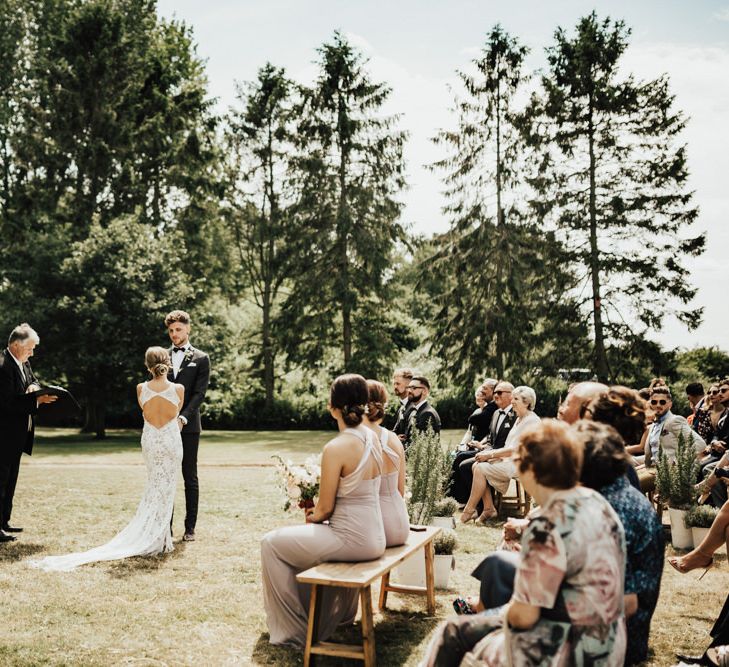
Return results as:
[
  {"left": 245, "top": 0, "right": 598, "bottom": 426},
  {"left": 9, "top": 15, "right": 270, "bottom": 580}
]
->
[{"left": 403, "top": 375, "right": 441, "bottom": 452}]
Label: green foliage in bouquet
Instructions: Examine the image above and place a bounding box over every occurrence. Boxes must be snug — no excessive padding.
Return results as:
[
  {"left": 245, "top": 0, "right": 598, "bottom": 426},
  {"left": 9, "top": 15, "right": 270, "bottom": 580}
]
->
[
  {"left": 434, "top": 528, "right": 458, "bottom": 556},
  {"left": 655, "top": 429, "right": 701, "bottom": 509},
  {"left": 684, "top": 503, "right": 719, "bottom": 529},
  {"left": 406, "top": 424, "right": 449, "bottom": 524}
]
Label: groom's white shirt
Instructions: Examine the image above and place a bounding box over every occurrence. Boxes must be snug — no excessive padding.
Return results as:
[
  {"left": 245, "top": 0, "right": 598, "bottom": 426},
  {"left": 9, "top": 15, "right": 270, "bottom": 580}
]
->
[{"left": 171, "top": 342, "right": 191, "bottom": 378}]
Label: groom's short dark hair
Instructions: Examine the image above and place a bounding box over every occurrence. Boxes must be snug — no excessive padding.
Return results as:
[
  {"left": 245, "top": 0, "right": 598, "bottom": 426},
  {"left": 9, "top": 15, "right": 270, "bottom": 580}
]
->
[{"left": 165, "top": 310, "right": 190, "bottom": 327}]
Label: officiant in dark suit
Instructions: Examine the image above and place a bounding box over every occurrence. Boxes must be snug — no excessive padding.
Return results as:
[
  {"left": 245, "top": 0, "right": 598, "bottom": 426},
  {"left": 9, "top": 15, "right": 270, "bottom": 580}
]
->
[
  {"left": 165, "top": 310, "right": 210, "bottom": 542},
  {"left": 0, "top": 323, "right": 57, "bottom": 542}
]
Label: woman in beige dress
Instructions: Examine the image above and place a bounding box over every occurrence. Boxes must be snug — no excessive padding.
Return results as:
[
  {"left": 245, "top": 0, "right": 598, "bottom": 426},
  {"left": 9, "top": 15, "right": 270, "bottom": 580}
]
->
[
  {"left": 460, "top": 385, "right": 540, "bottom": 523},
  {"left": 364, "top": 379, "right": 409, "bottom": 547},
  {"left": 261, "top": 374, "right": 386, "bottom": 649}
]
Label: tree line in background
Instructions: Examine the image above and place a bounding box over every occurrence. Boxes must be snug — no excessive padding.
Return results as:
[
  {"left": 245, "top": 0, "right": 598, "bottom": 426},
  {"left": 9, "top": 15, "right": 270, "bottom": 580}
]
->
[{"left": 0, "top": 0, "right": 721, "bottom": 436}]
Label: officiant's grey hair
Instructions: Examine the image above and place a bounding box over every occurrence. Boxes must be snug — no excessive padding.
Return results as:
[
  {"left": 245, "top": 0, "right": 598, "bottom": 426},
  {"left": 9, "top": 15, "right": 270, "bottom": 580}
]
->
[{"left": 8, "top": 323, "right": 40, "bottom": 346}]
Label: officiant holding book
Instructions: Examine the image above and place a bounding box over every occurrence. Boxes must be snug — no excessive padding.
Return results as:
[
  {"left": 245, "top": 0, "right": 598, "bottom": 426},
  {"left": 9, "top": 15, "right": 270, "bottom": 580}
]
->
[{"left": 0, "top": 323, "right": 57, "bottom": 542}]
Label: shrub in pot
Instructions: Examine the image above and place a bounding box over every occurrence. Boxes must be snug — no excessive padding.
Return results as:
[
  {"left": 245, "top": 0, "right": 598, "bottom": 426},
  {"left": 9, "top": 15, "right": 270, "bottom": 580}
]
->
[
  {"left": 684, "top": 504, "right": 720, "bottom": 550},
  {"left": 433, "top": 529, "right": 457, "bottom": 589},
  {"left": 431, "top": 497, "right": 459, "bottom": 529},
  {"left": 655, "top": 429, "right": 701, "bottom": 549},
  {"left": 406, "top": 424, "right": 449, "bottom": 525}
]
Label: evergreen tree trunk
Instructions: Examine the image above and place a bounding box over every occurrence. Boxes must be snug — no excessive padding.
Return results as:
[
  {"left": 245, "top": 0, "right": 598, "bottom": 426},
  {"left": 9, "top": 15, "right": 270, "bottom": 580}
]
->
[
  {"left": 262, "top": 287, "right": 275, "bottom": 409},
  {"left": 587, "top": 99, "right": 609, "bottom": 382}
]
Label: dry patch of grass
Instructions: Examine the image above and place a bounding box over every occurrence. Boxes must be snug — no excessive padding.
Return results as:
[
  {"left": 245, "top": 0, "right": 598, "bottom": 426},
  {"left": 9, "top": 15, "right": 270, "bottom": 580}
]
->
[{"left": 0, "top": 428, "right": 726, "bottom": 665}]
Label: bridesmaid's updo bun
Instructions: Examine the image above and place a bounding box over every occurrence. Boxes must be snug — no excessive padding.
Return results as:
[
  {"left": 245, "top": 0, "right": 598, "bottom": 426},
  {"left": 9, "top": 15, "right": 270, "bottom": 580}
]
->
[
  {"left": 330, "top": 374, "right": 368, "bottom": 426},
  {"left": 366, "top": 379, "right": 388, "bottom": 422},
  {"left": 145, "top": 346, "right": 171, "bottom": 378}
]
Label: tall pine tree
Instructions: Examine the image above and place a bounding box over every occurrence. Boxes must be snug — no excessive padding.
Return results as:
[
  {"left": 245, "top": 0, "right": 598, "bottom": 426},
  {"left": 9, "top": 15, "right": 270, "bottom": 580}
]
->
[
  {"left": 280, "top": 31, "right": 407, "bottom": 375},
  {"left": 524, "top": 13, "right": 704, "bottom": 381},
  {"left": 224, "top": 63, "right": 296, "bottom": 407},
  {"left": 429, "top": 25, "right": 583, "bottom": 385}
]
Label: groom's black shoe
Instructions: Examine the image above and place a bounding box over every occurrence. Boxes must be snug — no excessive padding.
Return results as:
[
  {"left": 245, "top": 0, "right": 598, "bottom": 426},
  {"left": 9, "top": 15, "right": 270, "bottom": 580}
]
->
[
  {"left": 183, "top": 530, "right": 195, "bottom": 542},
  {"left": 0, "top": 530, "right": 16, "bottom": 542},
  {"left": 2, "top": 524, "right": 23, "bottom": 533}
]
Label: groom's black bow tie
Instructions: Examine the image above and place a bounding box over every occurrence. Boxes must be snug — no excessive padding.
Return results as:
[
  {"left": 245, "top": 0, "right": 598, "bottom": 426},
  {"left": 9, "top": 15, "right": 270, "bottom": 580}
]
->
[{"left": 172, "top": 347, "right": 186, "bottom": 353}]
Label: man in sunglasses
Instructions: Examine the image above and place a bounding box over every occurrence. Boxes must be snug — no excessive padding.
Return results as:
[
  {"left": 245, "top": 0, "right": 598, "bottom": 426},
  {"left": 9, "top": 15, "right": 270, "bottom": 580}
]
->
[
  {"left": 644, "top": 386, "right": 705, "bottom": 466},
  {"left": 403, "top": 375, "right": 441, "bottom": 451}
]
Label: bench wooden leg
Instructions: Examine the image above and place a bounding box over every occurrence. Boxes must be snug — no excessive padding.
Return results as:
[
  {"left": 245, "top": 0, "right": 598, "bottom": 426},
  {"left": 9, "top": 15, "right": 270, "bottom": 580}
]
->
[
  {"left": 304, "top": 583, "right": 322, "bottom": 667},
  {"left": 378, "top": 571, "right": 390, "bottom": 611},
  {"left": 424, "top": 541, "right": 436, "bottom": 615},
  {"left": 360, "top": 585, "right": 376, "bottom": 667}
]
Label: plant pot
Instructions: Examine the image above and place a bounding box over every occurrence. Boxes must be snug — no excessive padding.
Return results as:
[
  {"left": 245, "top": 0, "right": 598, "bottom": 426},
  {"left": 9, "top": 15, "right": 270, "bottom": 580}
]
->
[
  {"left": 394, "top": 550, "right": 426, "bottom": 587},
  {"left": 430, "top": 516, "right": 456, "bottom": 530},
  {"left": 668, "top": 507, "right": 693, "bottom": 549},
  {"left": 434, "top": 554, "right": 455, "bottom": 589},
  {"left": 691, "top": 526, "right": 710, "bottom": 548}
]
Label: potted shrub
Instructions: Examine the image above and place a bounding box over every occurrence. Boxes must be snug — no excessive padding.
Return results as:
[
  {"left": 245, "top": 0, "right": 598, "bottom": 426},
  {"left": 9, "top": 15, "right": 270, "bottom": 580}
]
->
[
  {"left": 431, "top": 497, "right": 459, "bottom": 530},
  {"left": 433, "top": 529, "right": 457, "bottom": 589},
  {"left": 396, "top": 425, "right": 449, "bottom": 586},
  {"left": 406, "top": 425, "right": 449, "bottom": 525},
  {"left": 656, "top": 429, "right": 701, "bottom": 549},
  {"left": 684, "top": 504, "right": 720, "bottom": 550}
]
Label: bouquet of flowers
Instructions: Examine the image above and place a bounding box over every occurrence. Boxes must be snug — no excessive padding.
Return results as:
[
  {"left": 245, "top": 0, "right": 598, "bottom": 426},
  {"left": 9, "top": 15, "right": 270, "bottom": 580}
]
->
[{"left": 272, "top": 454, "right": 321, "bottom": 512}]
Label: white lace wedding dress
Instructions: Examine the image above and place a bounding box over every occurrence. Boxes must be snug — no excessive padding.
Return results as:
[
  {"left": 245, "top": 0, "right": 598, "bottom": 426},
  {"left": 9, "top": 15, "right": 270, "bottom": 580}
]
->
[{"left": 30, "top": 382, "right": 183, "bottom": 572}]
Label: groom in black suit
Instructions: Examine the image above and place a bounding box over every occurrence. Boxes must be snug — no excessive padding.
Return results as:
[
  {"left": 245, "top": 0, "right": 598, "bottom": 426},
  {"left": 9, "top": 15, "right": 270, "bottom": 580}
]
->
[
  {"left": 0, "top": 323, "right": 57, "bottom": 542},
  {"left": 165, "top": 310, "right": 210, "bottom": 542}
]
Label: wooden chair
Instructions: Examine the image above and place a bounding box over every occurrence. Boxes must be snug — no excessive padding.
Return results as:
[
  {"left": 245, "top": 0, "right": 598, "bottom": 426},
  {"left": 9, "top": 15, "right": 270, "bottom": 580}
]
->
[{"left": 494, "top": 478, "right": 531, "bottom": 518}]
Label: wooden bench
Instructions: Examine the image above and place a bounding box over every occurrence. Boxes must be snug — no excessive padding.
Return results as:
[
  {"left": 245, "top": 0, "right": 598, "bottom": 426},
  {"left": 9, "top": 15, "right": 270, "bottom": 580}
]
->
[{"left": 296, "top": 526, "right": 441, "bottom": 667}]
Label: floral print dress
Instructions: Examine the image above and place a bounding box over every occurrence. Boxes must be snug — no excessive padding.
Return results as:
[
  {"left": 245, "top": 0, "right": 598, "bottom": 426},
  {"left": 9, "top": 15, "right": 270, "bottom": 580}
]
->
[{"left": 472, "top": 486, "right": 627, "bottom": 666}]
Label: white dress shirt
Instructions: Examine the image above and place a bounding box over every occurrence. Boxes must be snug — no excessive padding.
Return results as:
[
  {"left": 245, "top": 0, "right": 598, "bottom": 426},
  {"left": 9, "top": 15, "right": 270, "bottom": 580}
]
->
[{"left": 171, "top": 343, "right": 191, "bottom": 379}]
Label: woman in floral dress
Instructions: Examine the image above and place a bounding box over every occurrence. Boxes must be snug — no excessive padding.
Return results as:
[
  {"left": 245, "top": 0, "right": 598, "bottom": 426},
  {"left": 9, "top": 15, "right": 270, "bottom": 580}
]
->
[{"left": 424, "top": 420, "right": 626, "bottom": 667}]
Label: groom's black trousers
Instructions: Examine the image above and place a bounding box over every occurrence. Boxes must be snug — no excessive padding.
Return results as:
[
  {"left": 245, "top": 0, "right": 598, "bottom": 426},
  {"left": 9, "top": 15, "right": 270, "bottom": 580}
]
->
[
  {"left": 0, "top": 448, "right": 23, "bottom": 527},
  {"left": 181, "top": 432, "right": 199, "bottom": 532}
]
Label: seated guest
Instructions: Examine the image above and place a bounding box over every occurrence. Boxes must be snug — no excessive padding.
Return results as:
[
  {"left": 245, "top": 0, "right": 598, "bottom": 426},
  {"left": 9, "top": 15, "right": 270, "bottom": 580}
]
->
[
  {"left": 694, "top": 383, "right": 721, "bottom": 445},
  {"left": 686, "top": 382, "right": 706, "bottom": 427},
  {"left": 585, "top": 385, "right": 647, "bottom": 491},
  {"left": 448, "top": 380, "right": 498, "bottom": 505},
  {"left": 643, "top": 386, "right": 705, "bottom": 466},
  {"left": 460, "top": 386, "right": 539, "bottom": 523},
  {"left": 455, "top": 381, "right": 514, "bottom": 511},
  {"left": 557, "top": 381, "right": 608, "bottom": 424},
  {"left": 363, "top": 379, "right": 409, "bottom": 547},
  {"left": 573, "top": 421, "right": 664, "bottom": 666},
  {"left": 424, "top": 420, "right": 626, "bottom": 666}
]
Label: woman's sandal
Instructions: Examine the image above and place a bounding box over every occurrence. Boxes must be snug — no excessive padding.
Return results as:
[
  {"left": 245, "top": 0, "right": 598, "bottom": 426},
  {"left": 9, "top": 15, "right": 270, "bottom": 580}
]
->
[
  {"left": 668, "top": 548, "right": 715, "bottom": 579},
  {"left": 460, "top": 507, "right": 479, "bottom": 524},
  {"left": 452, "top": 596, "right": 477, "bottom": 615},
  {"left": 475, "top": 508, "right": 498, "bottom": 524}
]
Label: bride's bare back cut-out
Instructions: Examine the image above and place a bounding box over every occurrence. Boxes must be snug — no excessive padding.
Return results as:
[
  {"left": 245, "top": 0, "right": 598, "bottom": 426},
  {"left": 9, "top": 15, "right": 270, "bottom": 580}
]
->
[{"left": 138, "top": 377, "right": 184, "bottom": 429}]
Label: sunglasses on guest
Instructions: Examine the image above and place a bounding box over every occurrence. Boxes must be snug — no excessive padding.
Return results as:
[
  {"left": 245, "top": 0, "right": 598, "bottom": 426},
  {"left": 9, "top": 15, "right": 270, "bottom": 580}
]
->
[
  {"left": 650, "top": 399, "right": 668, "bottom": 406},
  {"left": 709, "top": 390, "right": 720, "bottom": 395},
  {"left": 493, "top": 390, "right": 512, "bottom": 396}
]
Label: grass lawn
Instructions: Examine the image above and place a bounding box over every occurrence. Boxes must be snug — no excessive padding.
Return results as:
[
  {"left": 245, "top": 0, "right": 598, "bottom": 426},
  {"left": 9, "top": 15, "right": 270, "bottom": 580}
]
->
[{"left": 0, "top": 428, "right": 726, "bottom": 666}]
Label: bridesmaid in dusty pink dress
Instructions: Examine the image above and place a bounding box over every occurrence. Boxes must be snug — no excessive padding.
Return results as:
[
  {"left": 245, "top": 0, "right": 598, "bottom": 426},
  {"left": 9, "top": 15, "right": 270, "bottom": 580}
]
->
[
  {"left": 261, "top": 374, "right": 386, "bottom": 649},
  {"left": 364, "top": 379, "right": 409, "bottom": 547}
]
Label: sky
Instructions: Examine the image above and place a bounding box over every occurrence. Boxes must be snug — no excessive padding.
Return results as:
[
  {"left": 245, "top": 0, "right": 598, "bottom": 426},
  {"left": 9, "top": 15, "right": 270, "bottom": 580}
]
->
[{"left": 157, "top": 0, "right": 729, "bottom": 352}]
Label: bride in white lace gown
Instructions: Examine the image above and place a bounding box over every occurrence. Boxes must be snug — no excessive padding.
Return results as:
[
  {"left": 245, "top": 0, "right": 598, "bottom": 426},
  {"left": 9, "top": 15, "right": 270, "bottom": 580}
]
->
[{"left": 30, "top": 347, "right": 184, "bottom": 572}]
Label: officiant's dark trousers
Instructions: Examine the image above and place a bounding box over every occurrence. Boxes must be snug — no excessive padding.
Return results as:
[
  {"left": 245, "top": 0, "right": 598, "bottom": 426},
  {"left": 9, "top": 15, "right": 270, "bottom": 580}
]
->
[
  {"left": 182, "top": 432, "right": 199, "bottom": 532},
  {"left": 0, "top": 448, "right": 22, "bottom": 527}
]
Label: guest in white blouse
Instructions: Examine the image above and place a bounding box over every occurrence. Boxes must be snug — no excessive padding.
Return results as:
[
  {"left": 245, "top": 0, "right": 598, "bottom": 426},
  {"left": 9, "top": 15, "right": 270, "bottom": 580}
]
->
[{"left": 460, "top": 385, "right": 540, "bottom": 523}]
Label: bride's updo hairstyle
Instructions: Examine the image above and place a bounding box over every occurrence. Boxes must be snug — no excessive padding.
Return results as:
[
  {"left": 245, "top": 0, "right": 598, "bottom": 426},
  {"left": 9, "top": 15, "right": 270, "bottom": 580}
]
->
[
  {"left": 330, "top": 374, "right": 368, "bottom": 426},
  {"left": 366, "top": 379, "right": 388, "bottom": 422},
  {"left": 145, "top": 346, "right": 171, "bottom": 378}
]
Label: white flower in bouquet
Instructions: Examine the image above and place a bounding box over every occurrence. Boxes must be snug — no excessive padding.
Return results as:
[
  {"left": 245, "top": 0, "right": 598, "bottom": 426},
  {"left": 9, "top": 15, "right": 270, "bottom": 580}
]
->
[{"left": 272, "top": 454, "right": 322, "bottom": 511}]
